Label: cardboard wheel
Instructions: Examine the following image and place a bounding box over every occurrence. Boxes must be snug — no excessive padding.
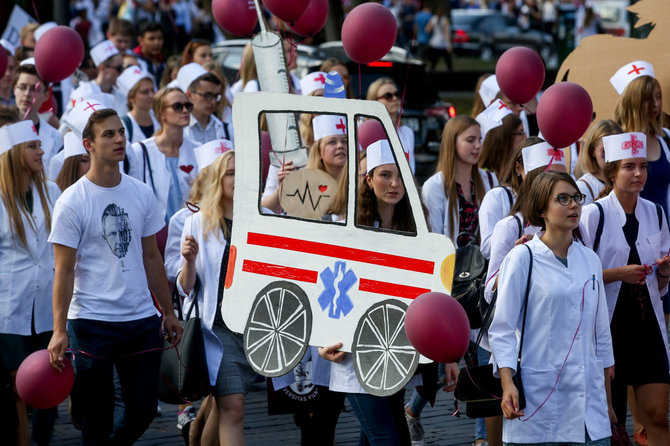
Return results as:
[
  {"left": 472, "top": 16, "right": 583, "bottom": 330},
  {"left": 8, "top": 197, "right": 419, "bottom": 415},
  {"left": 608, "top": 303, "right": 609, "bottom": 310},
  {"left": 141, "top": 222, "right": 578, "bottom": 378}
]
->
[
  {"left": 352, "top": 300, "right": 420, "bottom": 396},
  {"left": 244, "top": 281, "right": 312, "bottom": 377}
]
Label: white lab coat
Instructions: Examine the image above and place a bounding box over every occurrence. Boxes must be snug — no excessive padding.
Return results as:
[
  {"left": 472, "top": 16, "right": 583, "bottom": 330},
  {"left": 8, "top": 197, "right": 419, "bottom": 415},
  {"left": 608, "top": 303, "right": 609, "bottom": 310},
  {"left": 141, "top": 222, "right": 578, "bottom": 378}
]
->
[
  {"left": 0, "top": 181, "right": 61, "bottom": 336},
  {"left": 479, "top": 185, "right": 515, "bottom": 259},
  {"left": 489, "top": 236, "right": 614, "bottom": 444},
  {"left": 129, "top": 136, "right": 199, "bottom": 219},
  {"left": 176, "top": 212, "right": 225, "bottom": 385},
  {"left": 577, "top": 173, "right": 605, "bottom": 205},
  {"left": 581, "top": 191, "right": 670, "bottom": 365},
  {"left": 39, "top": 117, "right": 64, "bottom": 167},
  {"left": 164, "top": 207, "right": 190, "bottom": 283},
  {"left": 656, "top": 129, "right": 670, "bottom": 214},
  {"left": 421, "top": 169, "right": 498, "bottom": 246}
]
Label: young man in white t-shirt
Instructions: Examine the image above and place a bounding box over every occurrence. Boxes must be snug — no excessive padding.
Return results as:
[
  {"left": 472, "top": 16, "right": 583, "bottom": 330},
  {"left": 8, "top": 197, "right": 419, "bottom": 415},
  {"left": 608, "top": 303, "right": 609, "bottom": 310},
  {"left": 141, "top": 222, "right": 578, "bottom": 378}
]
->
[{"left": 47, "top": 108, "right": 182, "bottom": 445}]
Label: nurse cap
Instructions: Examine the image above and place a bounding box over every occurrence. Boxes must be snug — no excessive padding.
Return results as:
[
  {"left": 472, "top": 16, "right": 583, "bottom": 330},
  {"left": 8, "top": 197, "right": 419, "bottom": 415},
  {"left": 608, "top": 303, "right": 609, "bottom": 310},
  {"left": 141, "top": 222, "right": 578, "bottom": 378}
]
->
[
  {"left": 194, "top": 139, "right": 234, "bottom": 171},
  {"left": 176, "top": 62, "right": 208, "bottom": 93},
  {"left": 117, "top": 66, "right": 153, "bottom": 98},
  {"left": 478, "top": 74, "right": 499, "bottom": 107},
  {"left": 64, "top": 132, "right": 87, "bottom": 159},
  {"left": 603, "top": 132, "right": 646, "bottom": 162},
  {"left": 366, "top": 139, "right": 396, "bottom": 173},
  {"left": 62, "top": 95, "right": 113, "bottom": 139},
  {"left": 609, "top": 61, "right": 655, "bottom": 95},
  {"left": 90, "top": 40, "right": 120, "bottom": 67},
  {"left": 0, "top": 121, "right": 40, "bottom": 155},
  {"left": 20, "top": 57, "right": 35, "bottom": 66},
  {"left": 522, "top": 141, "right": 566, "bottom": 174},
  {"left": 313, "top": 115, "right": 347, "bottom": 141},
  {"left": 476, "top": 99, "right": 512, "bottom": 141},
  {"left": 34, "top": 22, "right": 57, "bottom": 42},
  {"left": 300, "top": 71, "right": 327, "bottom": 96}
]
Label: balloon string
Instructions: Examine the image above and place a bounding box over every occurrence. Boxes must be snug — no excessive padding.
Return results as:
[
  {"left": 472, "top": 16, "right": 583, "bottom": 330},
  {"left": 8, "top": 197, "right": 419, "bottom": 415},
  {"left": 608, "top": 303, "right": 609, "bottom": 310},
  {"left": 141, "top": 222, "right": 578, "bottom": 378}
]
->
[
  {"left": 397, "top": 0, "right": 422, "bottom": 129},
  {"left": 22, "top": 80, "right": 41, "bottom": 121},
  {"left": 358, "top": 64, "right": 362, "bottom": 98},
  {"left": 31, "top": 0, "right": 40, "bottom": 23}
]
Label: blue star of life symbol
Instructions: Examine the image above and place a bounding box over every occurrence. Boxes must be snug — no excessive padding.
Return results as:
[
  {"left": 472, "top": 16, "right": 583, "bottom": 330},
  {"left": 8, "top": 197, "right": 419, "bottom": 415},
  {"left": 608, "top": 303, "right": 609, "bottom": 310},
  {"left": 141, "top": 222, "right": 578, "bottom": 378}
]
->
[{"left": 318, "top": 261, "right": 357, "bottom": 319}]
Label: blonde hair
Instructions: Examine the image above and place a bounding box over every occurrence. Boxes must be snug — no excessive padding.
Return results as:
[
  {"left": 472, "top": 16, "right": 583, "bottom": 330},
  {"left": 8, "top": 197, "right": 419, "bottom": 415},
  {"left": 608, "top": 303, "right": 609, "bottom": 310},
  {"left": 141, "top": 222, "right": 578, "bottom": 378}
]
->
[
  {"left": 0, "top": 142, "right": 53, "bottom": 248},
  {"left": 575, "top": 120, "right": 622, "bottom": 178},
  {"left": 615, "top": 76, "right": 663, "bottom": 136},
  {"left": 152, "top": 87, "right": 184, "bottom": 135},
  {"left": 200, "top": 151, "right": 235, "bottom": 240},
  {"left": 187, "top": 165, "right": 210, "bottom": 203},
  {"left": 299, "top": 113, "right": 315, "bottom": 147},
  {"left": 434, "top": 115, "right": 486, "bottom": 240},
  {"left": 240, "top": 43, "right": 257, "bottom": 89}
]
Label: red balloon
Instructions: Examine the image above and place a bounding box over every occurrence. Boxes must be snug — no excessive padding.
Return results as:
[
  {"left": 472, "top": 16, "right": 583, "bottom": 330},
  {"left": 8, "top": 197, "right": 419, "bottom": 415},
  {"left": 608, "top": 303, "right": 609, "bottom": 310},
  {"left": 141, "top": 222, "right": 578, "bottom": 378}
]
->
[
  {"left": 16, "top": 350, "right": 74, "bottom": 410},
  {"left": 495, "top": 47, "right": 545, "bottom": 105},
  {"left": 263, "top": 0, "right": 310, "bottom": 23},
  {"left": 342, "top": 3, "right": 397, "bottom": 64},
  {"left": 405, "top": 292, "right": 470, "bottom": 363},
  {"left": 358, "top": 119, "right": 387, "bottom": 151},
  {"left": 0, "top": 49, "right": 7, "bottom": 79},
  {"left": 212, "top": 0, "right": 258, "bottom": 37},
  {"left": 34, "top": 26, "right": 84, "bottom": 84},
  {"left": 290, "top": 0, "right": 329, "bottom": 37},
  {"left": 537, "top": 82, "right": 593, "bottom": 148}
]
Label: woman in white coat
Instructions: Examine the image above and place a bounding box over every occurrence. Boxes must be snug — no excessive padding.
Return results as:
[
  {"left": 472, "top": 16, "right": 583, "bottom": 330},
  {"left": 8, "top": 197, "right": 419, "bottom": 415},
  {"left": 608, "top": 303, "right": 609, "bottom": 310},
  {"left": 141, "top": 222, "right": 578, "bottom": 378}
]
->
[
  {"left": 117, "top": 66, "right": 160, "bottom": 144},
  {"left": 178, "top": 150, "right": 256, "bottom": 446},
  {"left": 0, "top": 120, "right": 61, "bottom": 445},
  {"left": 422, "top": 115, "right": 497, "bottom": 248},
  {"left": 575, "top": 120, "right": 622, "bottom": 205},
  {"left": 490, "top": 171, "right": 614, "bottom": 446},
  {"left": 131, "top": 87, "right": 199, "bottom": 222},
  {"left": 581, "top": 132, "right": 670, "bottom": 445}
]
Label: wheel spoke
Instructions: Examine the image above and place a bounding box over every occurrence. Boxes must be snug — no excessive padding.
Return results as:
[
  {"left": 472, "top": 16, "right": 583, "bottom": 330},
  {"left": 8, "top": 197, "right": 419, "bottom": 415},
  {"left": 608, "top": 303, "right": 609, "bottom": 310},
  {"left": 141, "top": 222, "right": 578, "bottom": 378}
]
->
[
  {"left": 362, "top": 351, "right": 386, "bottom": 385},
  {"left": 277, "top": 304, "right": 305, "bottom": 333},
  {"left": 260, "top": 332, "right": 278, "bottom": 371},
  {"left": 247, "top": 328, "right": 275, "bottom": 352},
  {"left": 388, "top": 310, "right": 406, "bottom": 346}
]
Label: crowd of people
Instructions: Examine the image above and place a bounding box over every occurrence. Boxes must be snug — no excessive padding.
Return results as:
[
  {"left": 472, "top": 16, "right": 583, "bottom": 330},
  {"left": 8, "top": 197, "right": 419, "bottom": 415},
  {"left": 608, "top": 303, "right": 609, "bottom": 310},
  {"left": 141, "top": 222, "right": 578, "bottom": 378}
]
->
[{"left": 0, "top": 2, "right": 668, "bottom": 446}]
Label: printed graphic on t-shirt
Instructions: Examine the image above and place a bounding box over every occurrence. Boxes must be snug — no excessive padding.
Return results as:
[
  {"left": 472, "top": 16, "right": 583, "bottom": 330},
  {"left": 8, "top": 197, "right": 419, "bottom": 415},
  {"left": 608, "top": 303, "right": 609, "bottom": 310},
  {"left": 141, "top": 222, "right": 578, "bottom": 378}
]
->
[{"left": 101, "top": 203, "right": 132, "bottom": 259}]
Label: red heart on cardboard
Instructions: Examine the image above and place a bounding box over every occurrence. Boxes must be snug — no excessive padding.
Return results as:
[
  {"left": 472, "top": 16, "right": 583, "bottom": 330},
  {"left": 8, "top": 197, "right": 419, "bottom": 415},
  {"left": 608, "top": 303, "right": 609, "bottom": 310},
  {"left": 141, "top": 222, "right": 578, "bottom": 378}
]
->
[
  {"left": 180, "top": 165, "right": 194, "bottom": 174},
  {"left": 318, "top": 185, "right": 328, "bottom": 193}
]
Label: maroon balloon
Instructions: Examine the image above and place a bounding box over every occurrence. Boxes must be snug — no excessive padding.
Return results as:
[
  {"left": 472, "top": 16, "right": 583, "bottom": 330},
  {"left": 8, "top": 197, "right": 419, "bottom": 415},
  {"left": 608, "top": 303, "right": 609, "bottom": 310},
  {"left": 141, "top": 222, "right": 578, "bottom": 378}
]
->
[
  {"left": 34, "top": 26, "right": 84, "bottom": 83},
  {"left": 212, "top": 0, "right": 258, "bottom": 37},
  {"left": 263, "top": 0, "right": 310, "bottom": 23},
  {"left": 0, "top": 49, "right": 7, "bottom": 80},
  {"left": 16, "top": 350, "right": 74, "bottom": 410},
  {"left": 358, "top": 119, "right": 387, "bottom": 151},
  {"left": 537, "top": 82, "right": 593, "bottom": 149},
  {"left": 342, "top": 3, "right": 397, "bottom": 64},
  {"left": 291, "top": 0, "right": 329, "bottom": 37},
  {"left": 405, "top": 292, "right": 470, "bottom": 363},
  {"left": 495, "top": 47, "right": 545, "bottom": 104}
]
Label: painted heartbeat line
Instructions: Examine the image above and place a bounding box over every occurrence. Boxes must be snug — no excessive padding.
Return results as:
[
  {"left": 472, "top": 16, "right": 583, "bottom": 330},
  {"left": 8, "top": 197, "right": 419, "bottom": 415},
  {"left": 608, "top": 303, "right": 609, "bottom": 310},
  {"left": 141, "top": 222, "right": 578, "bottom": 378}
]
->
[{"left": 286, "top": 181, "right": 330, "bottom": 211}]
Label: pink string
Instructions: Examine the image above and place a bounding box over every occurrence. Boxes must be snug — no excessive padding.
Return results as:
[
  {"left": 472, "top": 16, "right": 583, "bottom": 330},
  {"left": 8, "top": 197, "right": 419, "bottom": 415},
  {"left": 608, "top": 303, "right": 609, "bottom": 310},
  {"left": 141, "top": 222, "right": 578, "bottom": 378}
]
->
[
  {"left": 31, "top": 0, "right": 40, "bottom": 23},
  {"left": 518, "top": 278, "right": 589, "bottom": 422},
  {"left": 22, "top": 81, "right": 41, "bottom": 121}
]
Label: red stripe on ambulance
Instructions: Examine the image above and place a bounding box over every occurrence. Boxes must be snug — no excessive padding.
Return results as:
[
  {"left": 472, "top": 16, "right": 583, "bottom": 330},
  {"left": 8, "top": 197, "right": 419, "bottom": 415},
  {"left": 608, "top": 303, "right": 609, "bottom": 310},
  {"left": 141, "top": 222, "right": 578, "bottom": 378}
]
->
[
  {"left": 358, "top": 279, "right": 431, "bottom": 299},
  {"left": 247, "top": 232, "right": 434, "bottom": 274},
  {"left": 242, "top": 260, "right": 318, "bottom": 283}
]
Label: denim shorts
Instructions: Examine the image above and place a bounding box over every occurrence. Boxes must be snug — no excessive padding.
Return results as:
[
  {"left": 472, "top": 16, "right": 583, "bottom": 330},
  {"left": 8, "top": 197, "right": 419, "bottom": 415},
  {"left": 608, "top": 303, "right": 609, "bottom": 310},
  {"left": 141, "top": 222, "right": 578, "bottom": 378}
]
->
[{"left": 211, "top": 323, "right": 257, "bottom": 397}]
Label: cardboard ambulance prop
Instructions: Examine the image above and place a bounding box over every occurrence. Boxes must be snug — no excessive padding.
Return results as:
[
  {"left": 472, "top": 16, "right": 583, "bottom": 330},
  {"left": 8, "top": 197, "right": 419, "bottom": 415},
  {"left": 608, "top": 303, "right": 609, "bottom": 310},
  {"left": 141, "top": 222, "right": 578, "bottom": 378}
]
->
[
  {"left": 224, "top": 92, "right": 456, "bottom": 396},
  {"left": 556, "top": 0, "right": 669, "bottom": 120}
]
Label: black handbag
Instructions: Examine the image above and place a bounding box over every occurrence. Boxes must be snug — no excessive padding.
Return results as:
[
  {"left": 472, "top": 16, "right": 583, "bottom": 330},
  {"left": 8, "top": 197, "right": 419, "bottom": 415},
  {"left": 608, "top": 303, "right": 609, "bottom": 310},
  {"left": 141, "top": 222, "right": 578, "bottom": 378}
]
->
[
  {"left": 452, "top": 232, "right": 488, "bottom": 329},
  {"left": 158, "top": 279, "right": 210, "bottom": 404},
  {"left": 454, "top": 244, "right": 532, "bottom": 418}
]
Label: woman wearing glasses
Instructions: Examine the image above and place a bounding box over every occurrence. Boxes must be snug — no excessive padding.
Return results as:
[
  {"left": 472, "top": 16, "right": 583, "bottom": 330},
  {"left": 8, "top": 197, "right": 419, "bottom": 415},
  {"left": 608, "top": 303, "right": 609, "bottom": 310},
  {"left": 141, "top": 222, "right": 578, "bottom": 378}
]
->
[
  {"left": 130, "top": 87, "right": 199, "bottom": 222},
  {"left": 366, "top": 77, "right": 416, "bottom": 174},
  {"left": 581, "top": 132, "right": 670, "bottom": 445},
  {"left": 489, "top": 171, "right": 614, "bottom": 446}
]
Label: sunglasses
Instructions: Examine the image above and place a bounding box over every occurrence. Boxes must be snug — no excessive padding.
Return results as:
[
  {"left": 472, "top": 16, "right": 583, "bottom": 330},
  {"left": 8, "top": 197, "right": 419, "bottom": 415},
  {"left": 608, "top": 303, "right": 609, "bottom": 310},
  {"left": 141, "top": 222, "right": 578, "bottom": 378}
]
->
[
  {"left": 169, "top": 101, "right": 194, "bottom": 112},
  {"left": 377, "top": 92, "right": 401, "bottom": 101}
]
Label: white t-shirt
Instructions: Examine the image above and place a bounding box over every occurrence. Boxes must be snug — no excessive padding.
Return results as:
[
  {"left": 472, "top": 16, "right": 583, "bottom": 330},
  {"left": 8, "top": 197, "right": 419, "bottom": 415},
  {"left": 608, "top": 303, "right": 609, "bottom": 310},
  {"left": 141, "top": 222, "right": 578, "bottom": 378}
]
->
[{"left": 48, "top": 174, "right": 164, "bottom": 322}]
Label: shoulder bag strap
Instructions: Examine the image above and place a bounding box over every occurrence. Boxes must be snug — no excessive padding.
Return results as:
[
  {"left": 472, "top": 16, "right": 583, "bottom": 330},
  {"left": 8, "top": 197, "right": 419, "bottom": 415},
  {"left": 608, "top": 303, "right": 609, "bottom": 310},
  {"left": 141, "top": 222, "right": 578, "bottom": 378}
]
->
[
  {"left": 578, "top": 178, "right": 595, "bottom": 202},
  {"left": 517, "top": 244, "right": 533, "bottom": 361},
  {"left": 656, "top": 203, "right": 663, "bottom": 231},
  {"left": 512, "top": 214, "right": 522, "bottom": 239},
  {"left": 503, "top": 186, "right": 513, "bottom": 208},
  {"left": 184, "top": 277, "right": 201, "bottom": 319},
  {"left": 486, "top": 170, "right": 494, "bottom": 189},
  {"left": 122, "top": 115, "right": 133, "bottom": 142},
  {"left": 139, "top": 141, "right": 156, "bottom": 194},
  {"left": 593, "top": 201, "right": 604, "bottom": 253}
]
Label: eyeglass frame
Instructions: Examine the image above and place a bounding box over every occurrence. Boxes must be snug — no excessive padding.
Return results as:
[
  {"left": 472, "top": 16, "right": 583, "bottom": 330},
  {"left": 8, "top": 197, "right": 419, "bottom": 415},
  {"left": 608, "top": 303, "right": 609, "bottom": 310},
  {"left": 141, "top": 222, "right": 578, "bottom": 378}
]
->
[
  {"left": 193, "top": 91, "right": 222, "bottom": 102},
  {"left": 554, "top": 193, "right": 586, "bottom": 206}
]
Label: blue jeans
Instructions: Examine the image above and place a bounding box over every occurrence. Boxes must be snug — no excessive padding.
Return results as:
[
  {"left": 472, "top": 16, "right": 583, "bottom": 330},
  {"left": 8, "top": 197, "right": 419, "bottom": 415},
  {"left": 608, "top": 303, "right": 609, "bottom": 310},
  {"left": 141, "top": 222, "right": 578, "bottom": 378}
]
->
[
  {"left": 347, "top": 390, "right": 410, "bottom": 446},
  {"left": 68, "top": 315, "right": 163, "bottom": 446},
  {"left": 475, "top": 346, "right": 490, "bottom": 440}
]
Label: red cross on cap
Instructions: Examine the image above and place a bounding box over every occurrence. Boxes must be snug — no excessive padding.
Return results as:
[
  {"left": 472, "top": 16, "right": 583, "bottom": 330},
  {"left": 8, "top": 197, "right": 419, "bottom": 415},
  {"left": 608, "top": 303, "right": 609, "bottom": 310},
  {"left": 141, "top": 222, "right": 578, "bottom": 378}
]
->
[
  {"left": 314, "top": 73, "right": 326, "bottom": 84},
  {"left": 83, "top": 101, "right": 101, "bottom": 112},
  {"left": 31, "top": 123, "right": 38, "bottom": 135},
  {"left": 133, "top": 68, "right": 142, "bottom": 75},
  {"left": 497, "top": 100, "right": 508, "bottom": 110},
  {"left": 335, "top": 118, "right": 346, "bottom": 133},
  {"left": 548, "top": 148, "right": 564, "bottom": 161},
  {"left": 215, "top": 141, "right": 229, "bottom": 154},
  {"left": 621, "top": 134, "right": 644, "bottom": 155},
  {"left": 105, "top": 43, "right": 117, "bottom": 53},
  {"left": 627, "top": 64, "right": 645, "bottom": 76}
]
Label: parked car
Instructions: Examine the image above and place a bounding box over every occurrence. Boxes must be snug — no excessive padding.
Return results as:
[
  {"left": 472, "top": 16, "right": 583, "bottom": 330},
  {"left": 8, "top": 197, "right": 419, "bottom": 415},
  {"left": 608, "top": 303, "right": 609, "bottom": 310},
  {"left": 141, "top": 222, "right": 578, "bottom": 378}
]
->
[
  {"left": 592, "top": 0, "right": 630, "bottom": 37},
  {"left": 450, "top": 9, "right": 556, "bottom": 64}
]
